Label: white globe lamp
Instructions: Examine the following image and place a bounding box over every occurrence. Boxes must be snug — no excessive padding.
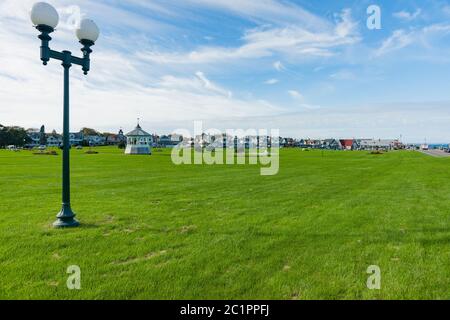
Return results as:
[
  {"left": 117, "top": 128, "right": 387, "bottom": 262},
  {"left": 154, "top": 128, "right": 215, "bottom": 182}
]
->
[
  {"left": 76, "top": 19, "right": 100, "bottom": 43},
  {"left": 30, "top": 2, "right": 59, "bottom": 29}
]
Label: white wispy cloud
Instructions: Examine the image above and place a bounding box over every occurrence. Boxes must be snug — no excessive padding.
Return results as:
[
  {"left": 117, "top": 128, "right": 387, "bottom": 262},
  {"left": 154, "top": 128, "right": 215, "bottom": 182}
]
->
[
  {"left": 375, "top": 30, "right": 415, "bottom": 57},
  {"left": 273, "top": 61, "right": 285, "bottom": 71},
  {"left": 444, "top": 5, "right": 450, "bottom": 16},
  {"left": 393, "top": 9, "right": 422, "bottom": 21},
  {"left": 184, "top": 0, "right": 330, "bottom": 29},
  {"left": 137, "top": 9, "right": 360, "bottom": 65},
  {"left": 422, "top": 23, "right": 450, "bottom": 35},
  {"left": 264, "top": 78, "right": 279, "bottom": 85},
  {"left": 287, "top": 90, "right": 321, "bottom": 110},
  {"left": 195, "top": 71, "right": 232, "bottom": 98},
  {"left": 288, "top": 90, "right": 304, "bottom": 100},
  {"left": 330, "top": 70, "right": 356, "bottom": 80},
  {"left": 375, "top": 23, "right": 450, "bottom": 57}
]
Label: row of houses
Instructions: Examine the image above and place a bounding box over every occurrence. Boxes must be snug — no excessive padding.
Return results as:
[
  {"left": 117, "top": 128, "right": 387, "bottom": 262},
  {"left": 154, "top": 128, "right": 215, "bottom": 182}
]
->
[
  {"left": 171, "top": 134, "right": 403, "bottom": 151},
  {"left": 155, "top": 134, "right": 276, "bottom": 149},
  {"left": 26, "top": 128, "right": 126, "bottom": 147},
  {"left": 283, "top": 138, "right": 403, "bottom": 150},
  {"left": 24, "top": 124, "right": 403, "bottom": 151},
  {"left": 152, "top": 133, "right": 403, "bottom": 151},
  {"left": 25, "top": 128, "right": 184, "bottom": 149}
]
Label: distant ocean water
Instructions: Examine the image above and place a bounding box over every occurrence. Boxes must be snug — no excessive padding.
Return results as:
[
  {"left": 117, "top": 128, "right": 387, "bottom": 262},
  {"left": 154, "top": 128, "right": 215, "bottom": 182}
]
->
[
  {"left": 429, "top": 144, "right": 449, "bottom": 149},
  {"left": 412, "top": 144, "right": 449, "bottom": 149}
]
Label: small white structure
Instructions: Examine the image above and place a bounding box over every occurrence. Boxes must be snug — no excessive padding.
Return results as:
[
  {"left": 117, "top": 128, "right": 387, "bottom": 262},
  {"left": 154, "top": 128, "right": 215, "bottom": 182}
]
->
[{"left": 125, "top": 123, "right": 152, "bottom": 155}]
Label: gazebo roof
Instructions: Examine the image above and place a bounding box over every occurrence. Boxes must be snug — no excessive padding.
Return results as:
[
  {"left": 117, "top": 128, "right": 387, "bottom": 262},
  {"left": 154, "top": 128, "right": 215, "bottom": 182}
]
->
[{"left": 126, "top": 124, "right": 151, "bottom": 137}]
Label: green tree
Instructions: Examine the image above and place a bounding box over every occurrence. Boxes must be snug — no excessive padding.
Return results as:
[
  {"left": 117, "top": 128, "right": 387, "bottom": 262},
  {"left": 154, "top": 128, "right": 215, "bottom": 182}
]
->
[
  {"left": 39, "top": 125, "right": 47, "bottom": 146},
  {"left": 81, "top": 127, "right": 99, "bottom": 136},
  {"left": 0, "top": 126, "right": 28, "bottom": 148},
  {"left": 0, "top": 125, "right": 7, "bottom": 147}
]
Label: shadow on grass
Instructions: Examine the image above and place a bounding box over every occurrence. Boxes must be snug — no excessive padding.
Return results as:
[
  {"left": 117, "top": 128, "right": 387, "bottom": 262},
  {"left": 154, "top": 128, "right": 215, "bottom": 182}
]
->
[{"left": 50, "top": 222, "right": 102, "bottom": 230}]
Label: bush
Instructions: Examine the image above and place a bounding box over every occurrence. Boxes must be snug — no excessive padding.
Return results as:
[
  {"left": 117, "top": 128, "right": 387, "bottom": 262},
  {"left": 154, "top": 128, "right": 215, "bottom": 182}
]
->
[
  {"left": 33, "top": 150, "right": 58, "bottom": 156},
  {"left": 118, "top": 141, "right": 126, "bottom": 149}
]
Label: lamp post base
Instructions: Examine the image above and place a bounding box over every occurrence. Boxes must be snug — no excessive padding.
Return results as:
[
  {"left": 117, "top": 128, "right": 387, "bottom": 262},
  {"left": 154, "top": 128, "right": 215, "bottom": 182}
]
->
[{"left": 53, "top": 205, "right": 79, "bottom": 228}]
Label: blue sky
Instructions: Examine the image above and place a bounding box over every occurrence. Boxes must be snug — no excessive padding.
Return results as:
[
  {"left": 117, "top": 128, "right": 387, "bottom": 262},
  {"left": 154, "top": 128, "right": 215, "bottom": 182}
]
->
[{"left": 1, "top": 0, "right": 450, "bottom": 142}]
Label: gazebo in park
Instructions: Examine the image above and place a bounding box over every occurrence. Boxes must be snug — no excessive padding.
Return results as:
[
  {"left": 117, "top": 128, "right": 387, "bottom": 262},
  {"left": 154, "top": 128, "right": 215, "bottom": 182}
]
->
[{"left": 125, "top": 120, "right": 152, "bottom": 155}]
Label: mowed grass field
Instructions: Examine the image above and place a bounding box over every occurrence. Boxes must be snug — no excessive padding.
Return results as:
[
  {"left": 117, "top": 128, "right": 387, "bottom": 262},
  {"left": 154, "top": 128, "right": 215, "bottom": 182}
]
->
[{"left": 1, "top": 147, "right": 450, "bottom": 300}]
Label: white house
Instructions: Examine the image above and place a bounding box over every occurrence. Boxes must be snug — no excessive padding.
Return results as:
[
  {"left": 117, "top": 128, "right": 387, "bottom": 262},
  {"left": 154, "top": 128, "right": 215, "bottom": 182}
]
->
[
  {"left": 47, "top": 135, "right": 62, "bottom": 147},
  {"left": 85, "top": 135, "right": 106, "bottom": 146},
  {"left": 358, "top": 139, "right": 399, "bottom": 150},
  {"left": 69, "top": 132, "right": 84, "bottom": 146}
]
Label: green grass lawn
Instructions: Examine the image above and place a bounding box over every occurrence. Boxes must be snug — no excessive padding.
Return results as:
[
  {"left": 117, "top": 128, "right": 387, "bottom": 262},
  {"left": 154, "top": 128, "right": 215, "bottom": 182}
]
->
[{"left": 1, "top": 147, "right": 450, "bottom": 299}]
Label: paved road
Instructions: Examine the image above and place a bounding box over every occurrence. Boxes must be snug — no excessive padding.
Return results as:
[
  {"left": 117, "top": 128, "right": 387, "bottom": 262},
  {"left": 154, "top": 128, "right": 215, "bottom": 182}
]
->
[{"left": 419, "top": 149, "right": 450, "bottom": 158}]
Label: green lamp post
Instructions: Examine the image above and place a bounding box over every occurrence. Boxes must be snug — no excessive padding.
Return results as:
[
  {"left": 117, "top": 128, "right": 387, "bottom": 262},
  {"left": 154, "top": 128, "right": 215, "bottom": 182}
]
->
[{"left": 30, "top": 2, "right": 100, "bottom": 228}]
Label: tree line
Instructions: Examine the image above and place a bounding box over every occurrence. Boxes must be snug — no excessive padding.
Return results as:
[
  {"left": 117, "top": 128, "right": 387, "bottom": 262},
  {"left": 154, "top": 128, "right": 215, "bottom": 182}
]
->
[
  {"left": 0, "top": 124, "right": 124, "bottom": 148},
  {"left": 0, "top": 125, "right": 30, "bottom": 148}
]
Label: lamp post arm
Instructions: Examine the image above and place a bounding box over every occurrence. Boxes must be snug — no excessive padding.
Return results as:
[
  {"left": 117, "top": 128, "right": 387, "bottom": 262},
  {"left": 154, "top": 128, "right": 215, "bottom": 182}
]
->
[
  {"left": 71, "top": 55, "right": 89, "bottom": 75},
  {"left": 49, "top": 49, "right": 64, "bottom": 61},
  {"left": 36, "top": 26, "right": 94, "bottom": 75},
  {"left": 48, "top": 50, "right": 91, "bottom": 75}
]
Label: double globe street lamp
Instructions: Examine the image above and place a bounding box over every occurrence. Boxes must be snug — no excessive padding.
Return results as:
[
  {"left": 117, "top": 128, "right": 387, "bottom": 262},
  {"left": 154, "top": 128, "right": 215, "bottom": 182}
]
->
[{"left": 30, "top": 2, "right": 100, "bottom": 228}]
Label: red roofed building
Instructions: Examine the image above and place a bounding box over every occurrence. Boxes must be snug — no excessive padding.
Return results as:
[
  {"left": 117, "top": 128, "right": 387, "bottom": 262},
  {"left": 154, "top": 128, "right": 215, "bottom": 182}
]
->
[{"left": 339, "top": 139, "right": 355, "bottom": 150}]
